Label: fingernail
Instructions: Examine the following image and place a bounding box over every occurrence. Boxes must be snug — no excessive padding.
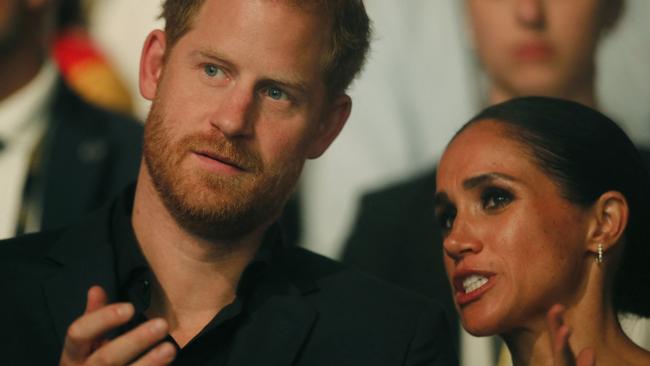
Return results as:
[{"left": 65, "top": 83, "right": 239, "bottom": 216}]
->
[
  {"left": 116, "top": 303, "right": 133, "bottom": 316},
  {"left": 156, "top": 342, "right": 176, "bottom": 360},
  {"left": 149, "top": 318, "right": 167, "bottom": 333}
]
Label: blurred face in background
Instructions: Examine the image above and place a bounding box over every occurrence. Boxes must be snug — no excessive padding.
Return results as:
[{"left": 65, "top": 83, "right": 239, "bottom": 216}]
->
[
  {"left": 0, "top": 0, "right": 21, "bottom": 53},
  {"left": 466, "top": 0, "right": 622, "bottom": 104}
]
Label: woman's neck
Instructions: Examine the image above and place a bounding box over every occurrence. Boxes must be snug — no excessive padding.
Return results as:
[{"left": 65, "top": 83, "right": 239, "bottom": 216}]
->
[{"left": 501, "top": 276, "right": 649, "bottom": 365}]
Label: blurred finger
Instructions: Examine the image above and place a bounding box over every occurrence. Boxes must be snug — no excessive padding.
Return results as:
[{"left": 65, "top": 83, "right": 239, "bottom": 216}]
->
[
  {"left": 88, "top": 318, "right": 170, "bottom": 365},
  {"left": 546, "top": 304, "right": 565, "bottom": 343},
  {"left": 576, "top": 347, "right": 595, "bottom": 366},
  {"left": 557, "top": 325, "right": 575, "bottom": 366},
  {"left": 85, "top": 286, "right": 108, "bottom": 315},
  {"left": 61, "top": 302, "right": 135, "bottom": 363},
  {"left": 84, "top": 285, "right": 111, "bottom": 352},
  {"left": 546, "top": 304, "right": 576, "bottom": 366},
  {"left": 130, "top": 342, "right": 176, "bottom": 366}
]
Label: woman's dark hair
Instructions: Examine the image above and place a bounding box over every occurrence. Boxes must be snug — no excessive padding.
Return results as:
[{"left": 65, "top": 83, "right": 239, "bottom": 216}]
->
[{"left": 456, "top": 96, "right": 650, "bottom": 316}]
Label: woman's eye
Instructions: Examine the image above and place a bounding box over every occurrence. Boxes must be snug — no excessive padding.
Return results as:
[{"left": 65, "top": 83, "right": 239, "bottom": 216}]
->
[
  {"left": 203, "top": 64, "right": 224, "bottom": 78},
  {"left": 264, "top": 86, "right": 289, "bottom": 101},
  {"left": 481, "top": 187, "right": 513, "bottom": 210},
  {"left": 436, "top": 209, "right": 456, "bottom": 233}
]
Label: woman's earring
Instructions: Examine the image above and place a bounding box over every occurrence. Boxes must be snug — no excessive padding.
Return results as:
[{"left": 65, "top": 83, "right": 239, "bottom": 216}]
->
[{"left": 597, "top": 243, "right": 604, "bottom": 264}]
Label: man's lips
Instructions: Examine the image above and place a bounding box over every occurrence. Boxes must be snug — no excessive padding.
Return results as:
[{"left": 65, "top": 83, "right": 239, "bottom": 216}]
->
[
  {"left": 193, "top": 149, "right": 248, "bottom": 172},
  {"left": 452, "top": 270, "right": 496, "bottom": 307}
]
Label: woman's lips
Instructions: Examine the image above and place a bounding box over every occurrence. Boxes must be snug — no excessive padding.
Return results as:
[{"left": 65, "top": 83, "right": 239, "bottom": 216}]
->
[{"left": 452, "top": 271, "right": 496, "bottom": 307}]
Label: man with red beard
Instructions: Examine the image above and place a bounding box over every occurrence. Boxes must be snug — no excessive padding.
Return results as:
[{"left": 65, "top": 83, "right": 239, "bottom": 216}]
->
[{"left": 0, "top": 0, "right": 457, "bottom": 365}]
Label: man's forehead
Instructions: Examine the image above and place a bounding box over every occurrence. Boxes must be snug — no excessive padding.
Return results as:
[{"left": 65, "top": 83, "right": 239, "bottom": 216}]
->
[
  {"left": 169, "top": 1, "right": 330, "bottom": 91},
  {"left": 188, "top": 1, "right": 329, "bottom": 59}
]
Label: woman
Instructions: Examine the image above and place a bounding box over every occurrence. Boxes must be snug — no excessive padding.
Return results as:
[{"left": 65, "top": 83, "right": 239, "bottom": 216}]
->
[{"left": 435, "top": 97, "right": 650, "bottom": 365}]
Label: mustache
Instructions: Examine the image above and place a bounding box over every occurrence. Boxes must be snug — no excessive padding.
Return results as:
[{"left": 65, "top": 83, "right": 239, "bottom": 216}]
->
[{"left": 180, "top": 134, "right": 262, "bottom": 173}]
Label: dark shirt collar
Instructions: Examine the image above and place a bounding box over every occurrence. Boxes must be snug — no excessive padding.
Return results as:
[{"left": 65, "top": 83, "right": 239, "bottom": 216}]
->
[
  {"left": 110, "top": 184, "right": 280, "bottom": 310},
  {"left": 109, "top": 185, "right": 288, "bottom": 362}
]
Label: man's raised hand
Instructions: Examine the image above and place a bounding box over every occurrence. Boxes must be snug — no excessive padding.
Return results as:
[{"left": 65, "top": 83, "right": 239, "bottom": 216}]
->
[{"left": 59, "top": 286, "right": 176, "bottom": 366}]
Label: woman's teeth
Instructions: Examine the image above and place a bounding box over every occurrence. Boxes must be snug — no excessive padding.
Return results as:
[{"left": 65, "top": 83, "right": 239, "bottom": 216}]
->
[{"left": 463, "top": 275, "right": 488, "bottom": 293}]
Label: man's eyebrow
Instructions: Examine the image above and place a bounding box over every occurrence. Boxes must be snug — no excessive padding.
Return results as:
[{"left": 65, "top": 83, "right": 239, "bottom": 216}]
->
[
  {"left": 192, "top": 49, "right": 232, "bottom": 66},
  {"left": 462, "top": 172, "right": 518, "bottom": 190}
]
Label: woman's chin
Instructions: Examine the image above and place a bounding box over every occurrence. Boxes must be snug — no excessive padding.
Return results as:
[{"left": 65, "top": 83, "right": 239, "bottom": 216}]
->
[{"left": 460, "top": 315, "right": 506, "bottom": 337}]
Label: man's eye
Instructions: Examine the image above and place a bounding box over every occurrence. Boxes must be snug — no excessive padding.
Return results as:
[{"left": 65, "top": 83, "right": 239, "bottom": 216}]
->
[
  {"left": 481, "top": 187, "right": 513, "bottom": 210},
  {"left": 203, "top": 64, "right": 223, "bottom": 78},
  {"left": 264, "top": 86, "right": 289, "bottom": 101}
]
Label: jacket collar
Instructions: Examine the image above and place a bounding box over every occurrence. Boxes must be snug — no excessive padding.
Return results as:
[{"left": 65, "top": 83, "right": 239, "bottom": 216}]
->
[
  {"left": 43, "top": 198, "right": 120, "bottom": 341},
  {"left": 226, "top": 262, "right": 318, "bottom": 365},
  {"left": 39, "top": 80, "right": 114, "bottom": 231}
]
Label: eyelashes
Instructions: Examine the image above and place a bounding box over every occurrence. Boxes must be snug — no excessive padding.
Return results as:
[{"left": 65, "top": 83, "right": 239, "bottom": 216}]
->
[
  {"left": 435, "top": 186, "right": 515, "bottom": 234},
  {"left": 480, "top": 186, "right": 514, "bottom": 211},
  {"left": 436, "top": 207, "right": 456, "bottom": 233},
  {"left": 199, "top": 64, "right": 294, "bottom": 103},
  {"left": 203, "top": 64, "right": 224, "bottom": 78}
]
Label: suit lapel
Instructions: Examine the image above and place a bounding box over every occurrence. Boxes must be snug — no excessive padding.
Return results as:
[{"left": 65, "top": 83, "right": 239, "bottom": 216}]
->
[
  {"left": 40, "top": 80, "right": 112, "bottom": 231},
  {"left": 42, "top": 204, "right": 118, "bottom": 342}
]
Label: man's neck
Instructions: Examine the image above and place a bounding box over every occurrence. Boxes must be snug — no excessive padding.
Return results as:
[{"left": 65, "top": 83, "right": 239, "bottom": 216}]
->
[{"left": 131, "top": 167, "right": 268, "bottom": 346}]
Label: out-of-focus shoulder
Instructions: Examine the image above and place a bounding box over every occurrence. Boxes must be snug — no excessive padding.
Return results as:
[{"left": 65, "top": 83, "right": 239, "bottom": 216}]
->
[
  {"left": 281, "top": 246, "right": 441, "bottom": 309},
  {"left": 0, "top": 230, "right": 66, "bottom": 266}
]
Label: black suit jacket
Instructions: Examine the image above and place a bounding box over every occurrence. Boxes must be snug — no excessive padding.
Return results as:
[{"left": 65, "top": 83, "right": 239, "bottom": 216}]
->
[
  {"left": 0, "top": 198, "right": 458, "bottom": 365},
  {"left": 342, "top": 169, "right": 457, "bottom": 346},
  {"left": 342, "top": 147, "right": 650, "bottom": 350},
  {"left": 38, "top": 79, "right": 143, "bottom": 231}
]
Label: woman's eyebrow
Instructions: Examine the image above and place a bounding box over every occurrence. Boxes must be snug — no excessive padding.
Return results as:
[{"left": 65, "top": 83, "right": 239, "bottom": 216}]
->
[
  {"left": 433, "top": 192, "right": 450, "bottom": 209},
  {"left": 462, "top": 172, "right": 517, "bottom": 190}
]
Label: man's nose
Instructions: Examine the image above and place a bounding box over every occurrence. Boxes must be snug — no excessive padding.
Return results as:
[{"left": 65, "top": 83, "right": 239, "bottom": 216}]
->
[
  {"left": 443, "top": 217, "right": 483, "bottom": 262},
  {"left": 210, "top": 85, "right": 256, "bottom": 138},
  {"left": 515, "top": 0, "right": 545, "bottom": 28}
]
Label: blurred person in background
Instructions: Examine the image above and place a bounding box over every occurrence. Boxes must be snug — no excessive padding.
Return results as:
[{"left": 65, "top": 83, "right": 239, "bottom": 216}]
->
[
  {"left": 0, "top": 0, "right": 142, "bottom": 239},
  {"left": 343, "top": 0, "right": 650, "bottom": 364},
  {"left": 53, "top": 0, "right": 134, "bottom": 114}
]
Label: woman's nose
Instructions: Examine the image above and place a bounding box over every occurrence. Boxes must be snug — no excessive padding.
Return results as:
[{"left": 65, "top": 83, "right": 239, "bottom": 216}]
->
[{"left": 443, "top": 218, "right": 483, "bottom": 262}]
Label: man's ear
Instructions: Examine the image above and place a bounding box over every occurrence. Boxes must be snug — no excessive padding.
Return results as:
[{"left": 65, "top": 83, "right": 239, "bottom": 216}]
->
[
  {"left": 139, "top": 30, "right": 167, "bottom": 101},
  {"left": 306, "top": 94, "right": 352, "bottom": 159},
  {"left": 586, "top": 191, "right": 628, "bottom": 256}
]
